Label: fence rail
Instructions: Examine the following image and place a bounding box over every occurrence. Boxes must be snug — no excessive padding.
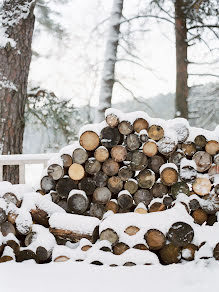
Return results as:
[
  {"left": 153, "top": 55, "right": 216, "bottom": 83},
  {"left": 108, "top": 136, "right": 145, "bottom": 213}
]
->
[{"left": 0, "top": 153, "right": 57, "bottom": 184}]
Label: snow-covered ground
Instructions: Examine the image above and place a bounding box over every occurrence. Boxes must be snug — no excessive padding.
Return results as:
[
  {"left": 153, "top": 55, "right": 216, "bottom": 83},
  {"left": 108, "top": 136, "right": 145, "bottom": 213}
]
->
[{"left": 1, "top": 260, "right": 219, "bottom": 292}]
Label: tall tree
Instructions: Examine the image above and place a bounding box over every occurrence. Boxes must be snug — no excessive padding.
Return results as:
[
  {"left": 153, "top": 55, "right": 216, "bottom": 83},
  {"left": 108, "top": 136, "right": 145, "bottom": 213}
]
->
[
  {"left": 0, "top": 0, "right": 36, "bottom": 183},
  {"left": 97, "top": 0, "right": 124, "bottom": 122}
]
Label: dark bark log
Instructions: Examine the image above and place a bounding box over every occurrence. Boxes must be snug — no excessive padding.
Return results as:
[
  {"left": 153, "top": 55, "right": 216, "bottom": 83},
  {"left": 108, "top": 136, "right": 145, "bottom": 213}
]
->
[
  {"left": 117, "top": 192, "right": 133, "bottom": 210},
  {"left": 182, "top": 142, "right": 196, "bottom": 157},
  {"left": 102, "top": 159, "right": 120, "bottom": 176},
  {"left": 16, "top": 249, "right": 36, "bottom": 262},
  {"left": 213, "top": 243, "right": 219, "bottom": 260},
  {"left": 192, "top": 208, "right": 207, "bottom": 225},
  {"left": 150, "top": 183, "right": 168, "bottom": 198},
  {"left": 67, "top": 192, "right": 89, "bottom": 214},
  {"left": 148, "top": 155, "right": 165, "bottom": 174},
  {"left": 130, "top": 151, "right": 148, "bottom": 171},
  {"left": 169, "top": 150, "right": 185, "bottom": 167},
  {"left": 56, "top": 177, "right": 78, "bottom": 199},
  {"left": 0, "top": 0, "right": 36, "bottom": 183},
  {"left": 99, "top": 228, "right": 119, "bottom": 244},
  {"left": 31, "top": 208, "right": 49, "bottom": 228},
  {"left": 167, "top": 222, "right": 194, "bottom": 247},
  {"left": 85, "top": 158, "right": 101, "bottom": 175},
  {"left": 1, "top": 221, "right": 16, "bottom": 236},
  {"left": 61, "top": 154, "right": 73, "bottom": 168},
  {"left": 137, "top": 169, "right": 155, "bottom": 189},
  {"left": 125, "top": 134, "right": 141, "bottom": 151},
  {"left": 189, "top": 199, "right": 200, "bottom": 211},
  {"left": 93, "top": 171, "right": 108, "bottom": 187},
  {"left": 113, "top": 242, "right": 129, "bottom": 255},
  {"left": 3, "top": 192, "right": 20, "bottom": 207},
  {"left": 118, "top": 166, "right": 133, "bottom": 181},
  {"left": 160, "top": 243, "right": 181, "bottom": 264},
  {"left": 79, "top": 177, "right": 96, "bottom": 195},
  {"left": 163, "top": 196, "right": 173, "bottom": 207},
  {"left": 89, "top": 203, "right": 105, "bottom": 219},
  {"left": 36, "top": 246, "right": 52, "bottom": 264},
  {"left": 100, "top": 127, "right": 121, "bottom": 148},
  {"left": 194, "top": 135, "right": 207, "bottom": 148},
  {"left": 171, "top": 182, "right": 190, "bottom": 199},
  {"left": 134, "top": 189, "right": 153, "bottom": 206},
  {"left": 49, "top": 228, "right": 92, "bottom": 243}
]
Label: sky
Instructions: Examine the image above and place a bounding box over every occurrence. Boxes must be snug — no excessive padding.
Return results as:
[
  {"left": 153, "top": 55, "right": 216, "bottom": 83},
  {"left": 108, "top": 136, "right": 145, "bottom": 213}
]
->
[{"left": 29, "top": 0, "right": 218, "bottom": 107}]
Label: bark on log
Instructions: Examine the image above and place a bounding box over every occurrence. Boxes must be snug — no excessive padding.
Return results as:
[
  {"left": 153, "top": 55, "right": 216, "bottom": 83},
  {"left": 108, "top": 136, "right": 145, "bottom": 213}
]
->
[
  {"left": 36, "top": 246, "right": 51, "bottom": 264},
  {"left": 0, "top": 208, "right": 7, "bottom": 224},
  {"left": 167, "top": 222, "right": 194, "bottom": 247},
  {"left": 16, "top": 249, "right": 36, "bottom": 262},
  {"left": 189, "top": 199, "right": 200, "bottom": 211},
  {"left": 213, "top": 243, "right": 219, "bottom": 260},
  {"left": 56, "top": 178, "right": 77, "bottom": 199},
  {"left": 31, "top": 208, "right": 49, "bottom": 227},
  {"left": 100, "top": 127, "right": 121, "bottom": 148},
  {"left": 49, "top": 228, "right": 93, "bottom": 243},
  {"left": 163, "top": 196, "right": 173, "bottom": 207}
]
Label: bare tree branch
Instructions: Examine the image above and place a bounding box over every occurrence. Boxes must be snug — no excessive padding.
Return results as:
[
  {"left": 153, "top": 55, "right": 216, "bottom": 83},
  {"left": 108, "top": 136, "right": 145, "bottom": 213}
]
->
[
  {"left": 189, "top": 73, "right": 219, "bottom": 78},
  {"left": 120, "top": 15, "right": 174, "bottom": 26}
]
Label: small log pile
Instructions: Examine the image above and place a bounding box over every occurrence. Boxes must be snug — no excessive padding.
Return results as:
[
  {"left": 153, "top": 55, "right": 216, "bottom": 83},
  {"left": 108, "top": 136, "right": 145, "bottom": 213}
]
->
[{"left": 0, "top": 108, "right": 218, "bottom": 265}]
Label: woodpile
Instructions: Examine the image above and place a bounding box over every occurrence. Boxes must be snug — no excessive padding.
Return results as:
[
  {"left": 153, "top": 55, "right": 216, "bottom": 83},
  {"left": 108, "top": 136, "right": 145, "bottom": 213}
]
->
[{"left": 0, "top": 108, "right": 218, "bottom": 265}]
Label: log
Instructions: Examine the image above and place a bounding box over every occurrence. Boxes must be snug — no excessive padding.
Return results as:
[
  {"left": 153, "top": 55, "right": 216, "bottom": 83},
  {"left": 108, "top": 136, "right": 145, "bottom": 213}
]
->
[
  {"left": 79, "top": 131, "right": 99, "bottom": 151},
  {"left": 213, "top": 243, "right": 219, "bottom": 260},
  {"left": 169, "top": 150, "right": 185, "bottom": 167},
  {"left": 106, "top": 199, "right": 118, "bottom": 213},
  {"left": 16, "top": 249, "right": 36, "bottom": 262},
  {"left": 145, "top": 229, "right": 166, "bottom": 250},
  {"left": 61, "top": 154, "right": 73, "bottom": 168},
  {"left": 118, "top": 166, "right": 133, "bottom": 181},
  {"left": 94, "top": 146, "right": 109, "bottom": 162},
  {"left": 163, "top": 196, "right": 173, "bottom": 207},
  {"left": 54, "top": 256, "right": 70, "bottom": 262},
  {"left": 36, "top": 246, "right": 52, "bottom": 264},
  {"left": 91, "top": 261, "right": 103, "bottom": 265},
  {"left": 133, "top": 244, "right": 148, "bottom": 250},
  {"left": 107, "top": 176, "right": 123, "bottom": 194},
  {"left": 143, "top": 141, "right": 158, "bottom": 157},
  {"left": 192, "top": 177, "right": 212, "bottom": 196},
  {"left": 106, "top": 113, "right": 119, "bottom": 128},
  {"left": 111, "top": 145, "right": 127, "bottom": 162},
  {"left": 79, "top": 177, "right": 96, "bottom": 195},
  {"left": 207, "top": 214, "right": 217, "bottom": 226},
  {"left": 134, "top": 203, "right": 148, "bottom": 214},
  {"left": 31, "top": 208, "right": 49, "bottom": 227},
  {"left": 113, "top": 242, "right": 129, "bottom": 255},
  {"left": 56, "top": 178, "right": 78, "bottom": 199},
  {"left": 189, "top": 199, "right": 200, "bottom": 211},
  {"left": 99, "top": 228, "right": 119, "bottom": 244},
  {"left": 205, "top": 140, "right": 219, "bottom": 155},
  {"left": 41, "top": 176, "right": 56, "bottom": 192},
  {"left": 214, "top": 154, "right": 219, "bottom": 165},
  {"left": 25, "top": 232, "right": 36, "bottom": 247},
  {"left": 192, "top": 151, "right": 212, "bottom": 172},
  {"left": 134, "top": 189, "right": 153, "bottom": 206},
  {"left": 81, "top": 245, "right": 92, "bottom": 252},
  {"left": 49, "top": 228, "right": 93, "bottom": 242},
  {"left": 7, "top": 211, "right": 18, "bottom": 225},
  {"left": 208, "top": 165, "right": 219, "bottom": 180},
  {"left": 102, "top": 159, "right": 120, "bottom": 176},
  {"left": 93, "top": 171, "right": 108, "bottom": 187},
  {"left": 7, "top": 240, "right": 20, "bottom": 256},
  {"left": 67, "top": 191, "right": 89, "bottom": 214},
  {"left": 148, "top": 125, "right": 164, "bottom": 141},
  {"left": 130, "top": 151, "right": 148, "bottom": 171},
  {"left": 202, "top": 193, "right": 219, "bottom": 214},
  {"left": 182, "top": 244, "right": 197, "bottom": 261},
  {"left": 159, "top": 243, "right": 181, "bottom": 264},
  {"left": 194, "top": 135, "right": 207, "bottom": 148},
  {"left": 117, "top": 191, "right": 133, "bottom": 210},
  {"left": 100, "top": 126, "right": 121, "bottom": 148},
  {"left": 157, "top": 136, "right": 177, "bottom": 156},
  {"left": 148, "top": 155, "right": 165, "bottom": 173},
  {"left": 133, "top": 118, "right": 149, "bottom": 133},
  {"left": 89, "top": 203, "right": 105, "bottom": 219},
  {"left": 118, "top": 121, "right": 133, "bottom": 135},
  {"left": 50, "top": 192, "right": 60, "bottom": 204},
  {"left": 180, "top": 164, "right": 197, "bottom": 182},
  {"left": 160, "top": 165, "right": 178, "bottom": 186},
  {"left": 68, "top": 163, "right": 85, "bottom": 180},
  {"left": 139, "top": 131, "right": 149, "bottom": 143},
  {"left": 73, "top": 148, "right": 88, "bottom": 164},
  {"left": 85, "top": 158, "right": 101, "bottom": 175},
  {"left": 124, "top": 179, "right": 138, "bottom": 194},
  {"left": 47, "top": 164, "right": 64, "bottom": 180},
  {"left": 192, "top": 208, "right": 207, "bottom": 225},
  {"left": 171, "top": 182, "right": 190, "bottom": 199},
  {"left": 0, "top": 208, "right": 7, "bottom": 224},
  {"left": 167, "top": 222, "right": 194, "bottom": 247},
  {"left": 171, "top": 122, "right": 189, "bottom": 143},
  {"left": 149, "top": 202, "right": 166, "bottom": 213},
  {"left": 93, "top": 187, "right": 111, "bottom": 204},
  {"left": 3, "top": 192, "right": 20, "bottom": 207},
  {"left": 137, "top": 169, "right": 155, "bottom": 189},
  {"left": 182, "top": 142, "right": 196, "bottom": 157},
  {"left": 126, "top": 134, "right": 141, "bottom": 151},
  {"left": 123, "top": 262, "right": 136, "bottom": 266},
  {"left": 57, "top": 199, "right": 68, "bottom": 212},
  {"left": 124, "top": 226, "right": 140, "bottom": 236},
  {"left": 150, "top": 183, "right": 168, "bottom": 198},
  {"left": 0, "top": 221, "right": 16, "bottom": 236}
]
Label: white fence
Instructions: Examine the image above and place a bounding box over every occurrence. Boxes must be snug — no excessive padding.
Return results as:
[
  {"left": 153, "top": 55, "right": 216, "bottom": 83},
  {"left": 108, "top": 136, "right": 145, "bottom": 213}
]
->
[{"left": 0, "top": 153, "right": 57, "bottom": 184}]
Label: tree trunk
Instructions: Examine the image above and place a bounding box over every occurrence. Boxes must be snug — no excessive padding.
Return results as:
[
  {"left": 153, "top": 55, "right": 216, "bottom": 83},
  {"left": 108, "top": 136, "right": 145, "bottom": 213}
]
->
[
  {"left": 96, "top": 0, "right": 124, "bottom": 122},
  {"left": 175, "top": 0, "right": 188, "bottom": 118},
  {"left": 0, "top": 0, "right": 36, "bottom": 183}
]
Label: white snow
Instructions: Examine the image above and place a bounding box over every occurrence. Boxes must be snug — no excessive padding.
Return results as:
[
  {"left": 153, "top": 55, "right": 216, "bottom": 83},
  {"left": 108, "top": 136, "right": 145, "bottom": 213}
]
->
[{"left": 160, "top": 163, "right": 178, "bottom": 174}]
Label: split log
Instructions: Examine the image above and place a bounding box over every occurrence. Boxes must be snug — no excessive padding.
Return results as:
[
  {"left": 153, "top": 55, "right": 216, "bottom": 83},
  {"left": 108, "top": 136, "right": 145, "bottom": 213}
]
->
[
  {"left": 0, "top": 221, "right": 16, "bottom": 236},
  {"left": 126, "top": 134, "right": 141, "bottom": 151},
  {"left": 205, "top": 140, "right": 219, "bottom": 155},
  {"left": 111, "top": 145, "right": 127, "bottom": 162},
  {"left": 56, "top": 178, "right": 78, "bottom": 199},
  {"left": 194, "top": 135, "right": 207, "bottom": 148},
  {"left": 0, "top": 208, "right": 7, "bottom": 224},
  {"left": 93, "top": 171, "right": 108, "bottom": 187},
  {"left": 133, "top": 118, "right": 149, "bottom": 133},
  {"left": 41, "top": 176, "right": 56, "bottom": 192},
  {"left": 149, "top": 202, "right": 166, "bottom": 213},
  {"left": 89, "top": 203, "right": 105, "bottom": 219},
  {"left": 182, "top": 244, "right": 197, "bottom": 261},
  {"left": 157, "top": 136, "right": 177, "bottom": 156},
  {"left": 134, "top": 189, "right": 153, "bottom": 206},
  {"left": 148, "top": 155, "right": 165, "bottom": 173},
  {"left": 67, "top": 191, "right": 89, "bottom": 214},
  {"left": 73, "top": 148, "right": 88, "bottom": 164},
  {"left": 167, "top": 222, "right": 194, "bottom": 247},
  {"left": 94, "top": 146, "right": 109, "bottom": 162},
  {"left": 108, "top": 176, "right": 123, "bottom": 194},
  {"left": 192, "top": 151, "right": 212, "bottom": 172},
  {"left": 81, "top": 245, "right": 92, "bottom": 252},
  {"left": 148, "top": 125, "right": 164, "bottom": 141},
  {"left": 113, "top": 242, "right": 129, "bottom": 255},
  {"left": 49, "top": 228, "right": 93, "bottom": 243},
  {"left": 143, "top": 141, "right": 158, "bottom": 157},
  {"left": 150, "top": 183, "right": 168, "bottom": 198},
  {"left": 68, "top": 163, "right": 85, "bottom": 180},
  {"left": 106, "top": 113, "right": 119, "bottom": 128},
  {"left": 160, "top": 165, "right": 178, "bottom": 186},
  {"left": 93, "top": 187, "right": 111, "bottom": 204},
  {"left": 130, "top": 151, "right": 148, "bottom": 171},
  {"left": 100, "top": 127, "right": 121, "bottom": 148},
  {"left": 192, "top": 177, "right": 212, "bottom": 196},
  {"left": 85, "top": 158, "right": 101, "bottom": 175},
  {"left": 192, "top": 208, "right": 207, "bottom": 225},
  {"left": 118, "top": 166, "right": 133, "bottom": 181},
  {"left": 118, "top": 121, "right": 133, "bottom": 135},
  {"left": 99, "top": 228, "right": 119, "bottom": 244},
  {"left": 171, "top": 182, "right": 190, "bottom": 199},
  {"left": 182, "top": 142, "right": 196, "bottom": 157},
  {"left": 124, "top": 179, "right": 138, "bottom": 195},
  {"left": 106, "top": 199, "right": 118, "bottom": 213},
  {"left": 61, "top": 154, "right": 73, "bottom": 168},
  {"left": 117, "top": 191, "right": 133, "bottom": 210},
  {"left": 47, "top": 164, "right": 64, "bottom": 181},
  {"left": 124, "top": 226, "right": 140, "bottom": 236},
  {"left": 137, "top": 169, "right": 155, "bottom": 189},
  {"left": 79, "top": 131, "right": 99, "bottom": 151},
  {"left": 159, "top": 243, "right": 181, "bottom": 264},
  {"left": 102, "top": 159, "right": 120, "bottom": 176},
  {"left": 145, "top": 229, "right": 166, "bottom": 250},
  {"left": 79, "top": 177, "right": 96, "bottom": 196}
]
